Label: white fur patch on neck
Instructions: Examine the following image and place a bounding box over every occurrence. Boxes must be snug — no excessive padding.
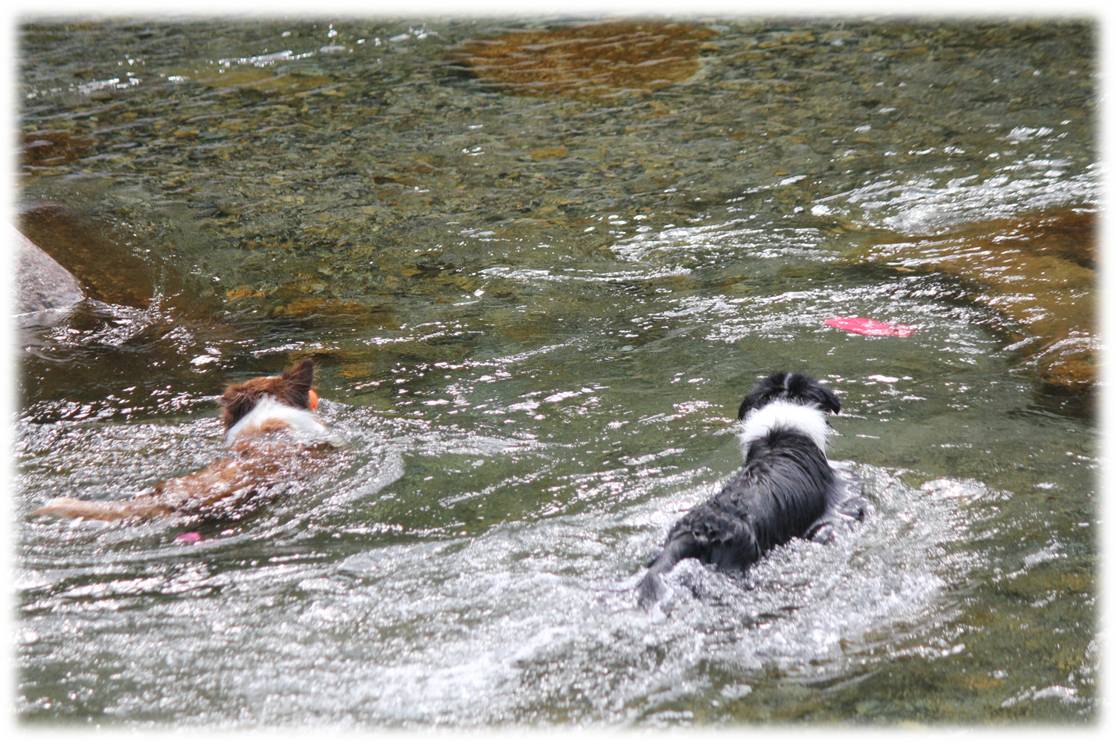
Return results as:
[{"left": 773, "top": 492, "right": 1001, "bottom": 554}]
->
[
  {"left": 739, "top": 399, "right": 829, "bottom": 457},
  {"left": 225, "top": 395, "right": 328, "bottom": 446}
]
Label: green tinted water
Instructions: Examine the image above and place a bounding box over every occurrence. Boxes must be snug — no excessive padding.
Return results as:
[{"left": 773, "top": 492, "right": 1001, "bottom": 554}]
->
[{"left": 16, "top": 18, "right": 1097, "bottom": 725}]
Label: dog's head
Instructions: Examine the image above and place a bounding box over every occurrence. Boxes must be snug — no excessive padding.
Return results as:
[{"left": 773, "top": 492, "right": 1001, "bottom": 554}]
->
[
  {"left": 737, "top": 371, "right": 841, "bottom": 420},
  {"left": 219, "top": 359, "right": 319, "bottom": 431}
]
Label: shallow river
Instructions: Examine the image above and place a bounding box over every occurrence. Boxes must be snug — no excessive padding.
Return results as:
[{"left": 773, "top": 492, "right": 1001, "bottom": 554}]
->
[{"left": 15, "top": 18, "right": 1097, "bottom": 725}]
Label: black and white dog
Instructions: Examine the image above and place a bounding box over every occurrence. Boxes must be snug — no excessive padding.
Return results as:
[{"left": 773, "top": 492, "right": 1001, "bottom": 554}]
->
[{"left": 637, "top": 371, "right": 867, "bottom": 610}]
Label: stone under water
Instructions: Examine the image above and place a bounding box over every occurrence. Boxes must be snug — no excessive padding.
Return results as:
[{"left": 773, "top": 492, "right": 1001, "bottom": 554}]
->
[
  {"left": 13, "top": 226, "right": 85, "bottom": 316},
  {"left": 188, "top": 66, "right": 334, "bottom": 96},
  {"left": 454, "top": 21, "right": 717, "bottom": 100},
  {"left": 21, "top": 129, "right": 95, "bottom": 170},
  {"left": 852, "top": 208, "right": 1096, "bottom": 393},
  {"left": 17, "top": 204, "right": 158, "bottom": 308}
]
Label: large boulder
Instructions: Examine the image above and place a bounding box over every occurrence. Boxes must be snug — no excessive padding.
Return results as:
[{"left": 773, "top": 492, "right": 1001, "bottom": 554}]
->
[
  {"left": 14, "top": 225, "right": 84, "bottom": 317},
  {"left": 17, "top": 203, "right": 155, "bottom": 308}
]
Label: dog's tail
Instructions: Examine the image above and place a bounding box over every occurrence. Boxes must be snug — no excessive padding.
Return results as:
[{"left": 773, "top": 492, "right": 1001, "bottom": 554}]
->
[
  {"left": 33, "top": 497, "right": 171, "bottom": 522},
  {"left": 636, "top": 535, "right": 699, "bottom": 612}
]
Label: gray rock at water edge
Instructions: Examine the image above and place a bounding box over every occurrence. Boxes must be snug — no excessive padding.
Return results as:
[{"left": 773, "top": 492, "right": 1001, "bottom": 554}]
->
[{"left": 13, "top": 225, "right": 85, "bottom": 317}]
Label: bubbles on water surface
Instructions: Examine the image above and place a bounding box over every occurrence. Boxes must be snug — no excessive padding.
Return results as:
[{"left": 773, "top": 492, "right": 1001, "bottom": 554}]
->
[
  {"left": 15, "top": 17, "right": 1098, "bottom": 725},
  {"left": 18, "top": 389, "right": 993, "bottom": 726},
  {"left": 842, "top": 164, "right": 1098, "bottom": 236},
  {"left": 108, "top": 465, "right": 984, "bottom": 724}
]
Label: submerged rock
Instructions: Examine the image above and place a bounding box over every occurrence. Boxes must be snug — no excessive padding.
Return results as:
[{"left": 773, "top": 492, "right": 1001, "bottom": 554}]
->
[
  {"left": 270, "top": 296, "right": 382, "bottom": 320},
  {"left": 14, "top": 226, "right": 84, "bottom": 317},
  {"left": 852, "top": 208, "right": 1097, "bottom": 393},
  {"left": 225, "top": 277, "right": 399, "bottom": 328},
  {"left": 21, "top": 129, "right": 95, "bottom": 169},
  {"left": 188, "top": 66, "right": 334, "bottom": 96},
  {"left": 15, "top": 203, "right": 246, "bottom": 417},
  {"left": 454, "top": 21, "right": 717, "bottom": 100},
  {"left": 17, "top": 202, "right": 230, "bottom": 325},
  {"left": 16, "top": 204, "right": 156, "bottom": 308}
]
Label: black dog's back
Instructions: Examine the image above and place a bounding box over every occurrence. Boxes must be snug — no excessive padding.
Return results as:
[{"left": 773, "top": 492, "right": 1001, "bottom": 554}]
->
[
  {"left": 685, "top": 430, "right": 834, "bottom": 562},
  {"left": 637, "top": 430, "right": 836, "bottom": 610}
]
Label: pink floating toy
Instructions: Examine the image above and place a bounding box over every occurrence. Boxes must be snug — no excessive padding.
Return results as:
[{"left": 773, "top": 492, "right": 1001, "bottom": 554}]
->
[
  {"left": 825, "top": 316, "right": 914, "bottom": 337},
  {"left": 175, "top": 531, "right": 203, "bottom": 544}
]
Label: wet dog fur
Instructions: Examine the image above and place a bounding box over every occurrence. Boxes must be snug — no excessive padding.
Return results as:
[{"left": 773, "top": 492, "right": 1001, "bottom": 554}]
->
[
  {"left": 34, "top": 359, "right": 334, "bottom": 523},
  {"left": 636, "top": 371, "right": 867, "bottom": 611}
]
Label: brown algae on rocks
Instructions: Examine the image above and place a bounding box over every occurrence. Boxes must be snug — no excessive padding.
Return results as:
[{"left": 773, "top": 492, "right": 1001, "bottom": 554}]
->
[
  {"left": 21, "top": 129, "right": 96, "bottom": 170},
  {"left": 454, "top": 21, "right": 717, "bottom": 100},
  {"left": 852, "top": 209, "right": 1097, "bottom": 392},
  {"left": 189, "top": 65, "right": 335, "bottom": 96}
]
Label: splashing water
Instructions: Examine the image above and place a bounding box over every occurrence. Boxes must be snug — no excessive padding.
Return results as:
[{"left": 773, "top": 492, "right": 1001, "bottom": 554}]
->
[{"left": 17, "top": 18, "right": 1097, "bottom": 725}]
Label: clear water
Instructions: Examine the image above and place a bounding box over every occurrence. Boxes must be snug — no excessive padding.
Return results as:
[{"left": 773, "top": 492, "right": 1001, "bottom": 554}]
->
[{"left": 16, "top": 18, "right": 1097, "bottom": 726}]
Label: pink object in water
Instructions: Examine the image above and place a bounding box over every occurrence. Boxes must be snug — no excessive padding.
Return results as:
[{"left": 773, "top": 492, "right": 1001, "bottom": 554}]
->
[
  {"left": 825, "top": 316, "right": 914, "bottom": 337},
  {"left": 175, "top": 531, "right": 202, "bottom": 544}
]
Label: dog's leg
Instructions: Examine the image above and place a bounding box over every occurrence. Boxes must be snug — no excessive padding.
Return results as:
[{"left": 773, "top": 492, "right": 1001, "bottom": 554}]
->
[{"left": 636, "top": 535, "right": 699, "bottom": 612}]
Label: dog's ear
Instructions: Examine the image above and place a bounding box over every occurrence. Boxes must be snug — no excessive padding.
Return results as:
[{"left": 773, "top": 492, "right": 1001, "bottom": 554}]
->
[
  {"left": 815, "top": 385, "right": 841, "bottom": 415},
  {"left": 736, "top": 390, "right": 763, "bottom": 419},
  {"left": 737, "top": 371, "right": 789, "bottom": 419},
  {"left": 282, "top": 358, "right": 314, "bottom": 386},
  {"left": 788, "top": 373, "right": 841, "bottom": 415},
  {"left": 219, "top": 385, "right": 258, "bottom": 430},
  {"left": 279, "top": 359, "right": 315, "bottom": 408}
]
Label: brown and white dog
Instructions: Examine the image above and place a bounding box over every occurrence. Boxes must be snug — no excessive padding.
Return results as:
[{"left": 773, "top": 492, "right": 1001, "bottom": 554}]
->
[{"left": 34, "top": 359, "right": 335, "bottom": 523}]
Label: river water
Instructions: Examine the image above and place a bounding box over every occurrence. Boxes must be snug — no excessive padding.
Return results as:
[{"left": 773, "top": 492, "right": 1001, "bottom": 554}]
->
[{"left": 15, "top": 18, "right": 1097, "bottom": 725}]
